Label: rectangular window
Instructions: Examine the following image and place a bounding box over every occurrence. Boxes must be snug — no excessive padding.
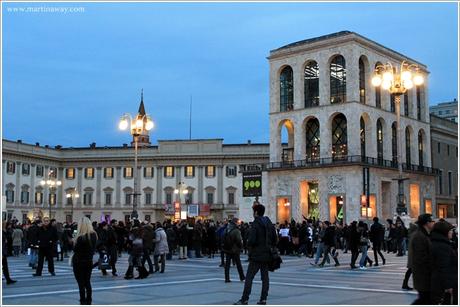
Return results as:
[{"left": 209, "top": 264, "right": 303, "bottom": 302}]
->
[
  {"left": 185, "top": 166, "right": 195, "bottom": 177},
  {"left": 145, "top": 193, "right": 152, "bottom": 205},
  {"left": 84, "top": 193, "right": 92, "bottom": 205},
  {"left": 390, "top": 94, "right": 396, "bottom": 113},
  {"left": 228, "top": 192, "right": 235, "bottom": 205},
  {"left": 124, "top": 167, "right": 133, "bottom": 178},
  {"left": 125, "top": 193, "right": 132, "bottom": 205},
  {"left": 416, "top": 86, "right": 422, "bottom": 120},
  {"left": 403, "top": 92, "right": 409, "bottom": 116},
  {"left": 85, "top": 168, "right": 94, "bottom": 179},
  {"left": 105, "top": 193, "right": 112, "bottom": 205},
  {"left": 205, "top": 166, "right": 215, "bottom": 178},
  {"left": 437, "top": 142, "right": 441, "bottom": 154},
  {"left": 226, "top": 166, "right": 237, "bottom": 177},
  {"left": 144, "top": 167, "right": 154, "bottom": 178},
  {"left": 6, "top": 190, "right": 14, "bottom": 203},
  {"left": 35, "top": 192, "right": 43, "bottom": 205},
  {"left": 66, "top": 168, "right": 75, "bottom": 179},
  {"left": 104, "top": 167, "right": 113, "bottom": 179},
  {"left": 7, "top": 161, "right": 15, "bottom": 174},
  {"left": 439, "top": 170, "right": 443, "bottom": 195},
  {"left": 448, "top": 171, "right": 452, "bottom": 195},
  {"left": 22, "top": 164, "right": 30, "bottom": 176},
  {"left": 165, "top": 192, "right": 172, "bottom": 205},
  {"left": 67, "top": 196, "right": 73, "bottom": 205},
  {"left": 164, "top": 166, "right": 174, "bottom": 178},
  {"left": 207, "top": 192, "right": 214, "bottom": 205},
  {"left": 21, "top": 191, "right": 29, "bottom": 204},
  {"left": 185, "top": 192, "right": 193, "bottom": 205},
  {"left": 36, "top": 165, "right": 44, "bottom": 177},
  {"left": 447, "top": 145, "right": 450, "bottom": 156},
  {"left": 49, "top": 193, "right": 56, "bottom": 205}
]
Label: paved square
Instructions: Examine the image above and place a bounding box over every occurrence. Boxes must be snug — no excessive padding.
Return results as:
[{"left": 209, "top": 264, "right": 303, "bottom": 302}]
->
[{"left": 2, "top": 251, "right": 417, "bottom": 305}]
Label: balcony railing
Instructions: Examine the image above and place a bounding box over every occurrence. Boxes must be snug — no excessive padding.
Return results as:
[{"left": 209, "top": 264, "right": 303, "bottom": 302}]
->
[{"left": 240, "top": 155, "right": 439, "bottom": 176}]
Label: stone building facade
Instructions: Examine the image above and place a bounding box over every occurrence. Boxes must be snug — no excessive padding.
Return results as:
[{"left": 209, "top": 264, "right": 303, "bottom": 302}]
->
[
  {"left": 264, "top": 31, "right": 437, "bottom": 224},
  {"left": 430, "top": 114, "right": 458, "bottom": 219},
  {"left": 2, "top": 139, "right": 269, "bottom": 223}
]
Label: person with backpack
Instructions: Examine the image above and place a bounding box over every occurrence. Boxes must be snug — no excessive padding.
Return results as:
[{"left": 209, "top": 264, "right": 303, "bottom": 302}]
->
[
  {"left": 223, "top": 218, "right": 245, "bottom": 283},
  {"left": 234, "top": 204, "right": 277, "bottom": 305}
]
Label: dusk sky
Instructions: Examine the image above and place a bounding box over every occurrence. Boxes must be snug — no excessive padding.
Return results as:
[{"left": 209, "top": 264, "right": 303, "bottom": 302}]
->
[{"left": 2, "top": 2, "right": 458, "bottom": 148}]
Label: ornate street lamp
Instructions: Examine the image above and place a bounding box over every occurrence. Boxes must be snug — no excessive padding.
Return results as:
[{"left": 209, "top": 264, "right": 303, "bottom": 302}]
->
[
  {"left": 174, "top": 181, "right": 189, "bottom": 220},
  {"left": 119, "top": 100, "right": 154, "bottom": 220},
  {"left": 40, "top": 169, "right": 62, "bottom": 218},
  {"left": 372, "top": 61, "right": 424, "bottom": 215},
  {"left": 66, "top": 188, "right": 79, "bottom": 223}
]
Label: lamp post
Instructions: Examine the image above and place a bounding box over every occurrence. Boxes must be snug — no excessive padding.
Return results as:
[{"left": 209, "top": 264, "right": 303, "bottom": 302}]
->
[
  {"left": 371, "top": 60, "right": 424, "bottom": 215},
  {"left": 40, "top": 169, "right": 62, "bottom": 219},
  {"left": 174, "top": 182, "right": 189, "bottom": 220},
  {"left": 66, "top": 188, "right": 79, "bottom": 223},
  {"left": 119, "top": 111, "right": 154, "bottom": 220}
]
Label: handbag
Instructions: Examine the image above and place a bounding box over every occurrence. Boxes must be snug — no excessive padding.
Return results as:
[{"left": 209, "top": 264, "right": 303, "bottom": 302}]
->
[
  {"left": 266, "top": 224, "right": 282, "bottom": 272},
  {"left": 98, "top": 250, "right": 111, "bottom": 270}
]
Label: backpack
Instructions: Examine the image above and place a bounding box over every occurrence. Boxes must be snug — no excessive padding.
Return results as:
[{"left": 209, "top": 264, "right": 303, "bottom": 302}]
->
[{"left": 223, "top": 228, "right": 235, "bottom": 250}]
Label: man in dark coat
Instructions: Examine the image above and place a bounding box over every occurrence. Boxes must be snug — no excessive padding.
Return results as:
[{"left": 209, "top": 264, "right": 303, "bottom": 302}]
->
[
  {"left": 27, "top": 219, "right": 41, "bottom": 269},
  {"left": 33, "top": 217, "right": 58, "bottom": 276},
  {"left": 223, "top": 218, "right": 245, "bottom": 283},
  {"left": 370, "top": 217, "right": 386, "bottom": 266},
  {"left": 408, "top": 214, "right": 435, "bottom": 305},
  {"left": 142, "top": 222, "right": 154, "bottom": 273},
  {"left": 234, "top": 204, "right": 277, "bottom": 305},
  {"left": 319, "top": 221, "right": 340, "bottom": 267},
  {"left": 430, "top": 221, "right": 457, "bottom": 305}
]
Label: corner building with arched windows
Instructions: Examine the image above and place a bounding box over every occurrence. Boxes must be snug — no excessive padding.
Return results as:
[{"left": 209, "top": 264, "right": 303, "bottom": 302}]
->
[{"left": 264, "top": 31, "right": 437, "bottom": 224}]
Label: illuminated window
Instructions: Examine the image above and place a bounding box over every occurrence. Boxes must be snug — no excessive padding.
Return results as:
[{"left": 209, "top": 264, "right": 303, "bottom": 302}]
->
[
  {"left": 205, "top": 166, "right": 215, "bottom": 178},
  {"left": 85, "top": 168, "right": 94, "bottom": 179},
  {"left": 144, "top": 167, "right": 154, "bottom": 178},
  {"left": 124, "top": 167, "right": 133, "bottom": 178},
  {"left": 377, "top": 119, "right": 384, "bottom": 163},
  {"left": 49, "top": 193, "right": 56, "bottom": 205},
  {"left": 35, "top": 192, "right": 43, "bottom": 204},
  {"left": 418, "top": 131, "right": 424, "bottom": 166},
  {"left": 306, "top": 118, "right": 320, "bottom": 161},
  {"left": 331, "top": 114, "right": 347, "bottom": 160},
  {"left": 185, "top": 166, "right": 195, "bottom": 177},
  {"left": 104, "top": 167, "right": 113, "bottom": 179},
  {"left": 164, "top": 166, "right": 174, "bottom": 178},
  {"left": 66, "top": 168, "right": 75, "bottom": 179},
  {"left": 409, "top": 184, "right": 420, "bottom": 217}
]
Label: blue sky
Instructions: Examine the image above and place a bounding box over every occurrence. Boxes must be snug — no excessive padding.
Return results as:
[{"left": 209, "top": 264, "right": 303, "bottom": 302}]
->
[{"left": 2, "top": 2, "right": 458, "bottom": 147}]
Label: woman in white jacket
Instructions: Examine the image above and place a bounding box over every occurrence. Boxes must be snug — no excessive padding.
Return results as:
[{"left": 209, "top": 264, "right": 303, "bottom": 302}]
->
[{"left": 153, "top": 222, "right": 169, "bottom": 273}]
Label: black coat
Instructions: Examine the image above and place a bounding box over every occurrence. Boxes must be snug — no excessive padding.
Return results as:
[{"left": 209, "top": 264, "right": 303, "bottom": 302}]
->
[
  {"left": 177, "top": 225, "right": 188, "bottom": 246},
  {"left": 430, "top": 231, "right": 458, "bottom": 303},
  {"left": 247, "top": 216, "right": 277, "bottom": 263},
  {"left": 73, "top": 232, "right": 97, "bottom": 264},
  {"left": 370, "top": 222, "right": 384, "bottom": 244},
  {"left": 322, "top": 226, "right": 336, "bottom": 246},
  {"left": 27, "top": 224, "right": 40, "bottom": 247},
  {"left": 408, "top": 226, "right": 432, "bottom": 292},
  {"left": 37, "top": 225, "right": 58, "bottom": 248}
]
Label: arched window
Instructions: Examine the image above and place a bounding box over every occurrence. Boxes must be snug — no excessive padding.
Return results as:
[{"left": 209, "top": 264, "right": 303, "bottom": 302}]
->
[
  {"left": 406, "top": 127, "right": 411, "bottom": 165},
  {"left": 418, "top": 130, "right": 424, "bottom": 166},
  {"left": 392, "top": 122, "right": 398, "bottom": 165},
  {"left": 330, "top": 55, "right": 346, "bottom": 104},
  {"left": 280, "top": 66, "right": 294, "bottom": 111},
  {"left": 377, "top": 119, "right": 384, "bottom": 163},
  {"left": 375, "top": 62, "right": 382, "bottom": 108},
  {"left": 359, "top": 58, "right": 366, "bottom": 104},
  {"left": 360, "top": 117, "right": 366, "bottom": 157},
  {"left": 403, "top": 91, "right": 409, "bottom": 116},
  {"left": 305, "top": 118, "right": 320, "bottom": 161},
  {"left": 304, "top": 61, "right": 319, "bottom": 107},
  {"left": 416, "top": 86, "right": 422, "bottom": 120},
  {"left": 331, "top": 114, "right": 347, "bottom": 160}
]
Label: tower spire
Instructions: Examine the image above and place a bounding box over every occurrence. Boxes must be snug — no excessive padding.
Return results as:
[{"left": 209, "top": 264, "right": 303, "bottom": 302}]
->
[{"left": 138, "top": 89, "right": 146, "bottom": 116}]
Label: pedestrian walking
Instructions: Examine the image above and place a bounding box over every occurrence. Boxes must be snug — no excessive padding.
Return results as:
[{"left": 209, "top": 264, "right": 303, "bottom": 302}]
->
[
  {"left": 318, "top": 221, "right": 340, "bottom": 267},
  {"left": 12, "top": 225, "right": 23, "bottom": 257},
  {"left": 72, "top": 217, "right": 97, "bottom": 305},
  {"left": 223, "top": 218, "right": 245, "bottom": 283},
  {"left": 234, "top": 204, "right": 277, "bottom": 305},
  {"left": 177, "top": 221, "right": 189, "bottom": 260},
  {"left": 27, "top": 219, "right": 41, "bottom": 269},
  {"left": 370, "top": 217, "right": 386, "bottom": 266},
  {"left": 408, "top": 214, "right": 435, "bottom": 305},
  {"left": 33, "top": 217, "right": 58, "bottom": 277},
  {"left": 153, "top": 222, "right": 169, "bottom": 273},
  {"left": 142, "top": 222, "right": 155, "bottom": 273}
]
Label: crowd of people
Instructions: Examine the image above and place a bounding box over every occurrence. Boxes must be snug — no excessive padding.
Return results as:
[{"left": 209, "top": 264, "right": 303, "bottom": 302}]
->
[{"left": 2, "top": 210, "right": 458, "bottom": 305}]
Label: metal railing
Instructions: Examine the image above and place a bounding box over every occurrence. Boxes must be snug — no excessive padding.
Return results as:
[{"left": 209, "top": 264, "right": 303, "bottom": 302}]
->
[{"left": 240, "top": 155, "right": 439, "bottom": 175}]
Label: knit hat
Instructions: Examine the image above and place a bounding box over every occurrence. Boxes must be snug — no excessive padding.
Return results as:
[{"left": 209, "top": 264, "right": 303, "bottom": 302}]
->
[{"left": 432, "top": 220, "right": 454, "bottom": 237}]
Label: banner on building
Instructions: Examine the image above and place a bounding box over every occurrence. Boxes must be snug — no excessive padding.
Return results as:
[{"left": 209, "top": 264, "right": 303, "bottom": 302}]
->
[
  {"left": 200, "top": 204, "right": 210, "bottom": 216},
  {"left": 188, "top": 204, "right": 199, "bottom": 217},
  {"left": 164, "top": 203, "right": 175, "bottom": 215},
  {"left": 242, "top": 172, "right": 262, "bottom": 197}
]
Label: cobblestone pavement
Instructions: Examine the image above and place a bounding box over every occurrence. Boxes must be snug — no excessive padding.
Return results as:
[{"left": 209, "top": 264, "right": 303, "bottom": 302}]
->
[{"left": 2, "top": 251, "right": 417, "bottom": 305}]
